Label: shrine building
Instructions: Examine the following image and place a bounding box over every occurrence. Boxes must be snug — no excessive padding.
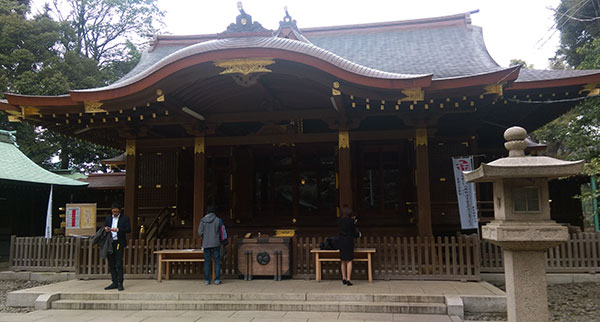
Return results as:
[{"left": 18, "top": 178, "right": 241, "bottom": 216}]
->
[{"left": 2, "top": 9, "right": 599, "bottom": 239}]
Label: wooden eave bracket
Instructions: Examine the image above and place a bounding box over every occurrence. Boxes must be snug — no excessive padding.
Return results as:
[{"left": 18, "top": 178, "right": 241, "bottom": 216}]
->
[{"left": 5, "top": 106, "right": 42, "bottom": 122}]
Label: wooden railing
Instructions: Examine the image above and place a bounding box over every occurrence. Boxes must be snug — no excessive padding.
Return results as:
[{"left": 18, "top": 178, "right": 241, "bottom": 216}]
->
[
  {"left": 292, "top": 235, "right": 481, "bottom": 281},
  {"left": 9, "top": 232, "right": 600, "bottom": 279},
  {"left": 480, "top": 232, "right": 600, "bottom": 273},
  {"left": 9, "top": 235, "right": 78, "bottom": 272}
]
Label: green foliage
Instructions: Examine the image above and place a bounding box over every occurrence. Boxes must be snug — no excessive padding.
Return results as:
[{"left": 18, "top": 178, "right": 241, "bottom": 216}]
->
[
  {"left": 554, "top": 0, "right": 600, "bottom": 67},
  {"left": 51, "top": 0, "right": 164, "bottom": 64},
  {"left": 535, "top": 1, "right": 600, "bottom": 177},
  {"left": 534, "top": 98, "right": 600, "bottom": 174},
  {"left": 0, "top": 0, "right": 160, "bottom": 172},
  {"left": 509, "top": 58, "right": 534, "bottom": 69}
]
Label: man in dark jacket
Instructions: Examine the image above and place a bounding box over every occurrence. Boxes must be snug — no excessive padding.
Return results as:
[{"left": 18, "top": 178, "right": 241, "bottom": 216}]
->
[
  {"left": 104, "top": 202, "right": 131, "bottom": 291},
  {"left": 198, "top": 205, "right": 222, "bottom": 285}
]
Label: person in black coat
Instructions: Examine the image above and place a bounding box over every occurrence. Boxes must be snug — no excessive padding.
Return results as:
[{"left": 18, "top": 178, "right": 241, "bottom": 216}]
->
[
  {"left": 338, "top": 205, "right": 360, "bottom": 286},
  {"left": 103, "top": 202, "right": 131, "bottom": 291}
]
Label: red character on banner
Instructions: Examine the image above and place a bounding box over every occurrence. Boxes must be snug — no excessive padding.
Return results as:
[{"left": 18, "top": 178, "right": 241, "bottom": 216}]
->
[{"left": 456, "top": 159, "right": 470, "bottom": 171}]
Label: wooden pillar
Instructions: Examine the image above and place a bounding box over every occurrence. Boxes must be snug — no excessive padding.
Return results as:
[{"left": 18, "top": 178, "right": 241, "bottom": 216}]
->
[
  {"left": 415, "top": 128, "right": 432, "bottom": 236},
  {"left": 125, "top": 139, "right": 138, "bottom": 239},
  {"left": 338, "top": 130, "right": 352, "bottom": 210},
  {"left": 193, "top": 136, "right": 206, "bottom": 239}
]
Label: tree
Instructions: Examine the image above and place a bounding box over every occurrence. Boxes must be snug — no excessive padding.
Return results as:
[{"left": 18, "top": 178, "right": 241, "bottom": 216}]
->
[
  {"left": 509, "top": 58, "right": 534, "bottom": 69},
  {"left": 50, "top": 0, "right": 163, "bottom": 65},
  {"left": 0, "top": 0, "right": 150, "bottom": 172},
  {"left": 534, "top": 0, "right": 600, "bottom": 175},
  {"left": 554, "top": 0, "right": 600, "bottom": 67}
]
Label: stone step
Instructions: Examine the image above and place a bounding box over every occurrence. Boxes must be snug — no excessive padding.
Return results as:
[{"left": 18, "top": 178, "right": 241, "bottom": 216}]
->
[
  {"left": 58, "top": 292, "right": 446, "bottom": 303},
  {"left": 51, "top": 299, "right": 448, "bottom": 314}
]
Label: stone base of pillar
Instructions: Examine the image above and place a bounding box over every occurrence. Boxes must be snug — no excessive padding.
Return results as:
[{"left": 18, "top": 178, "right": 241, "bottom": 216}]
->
[{"left": 504, "top": 250, "right": 549, "bottom": 322}]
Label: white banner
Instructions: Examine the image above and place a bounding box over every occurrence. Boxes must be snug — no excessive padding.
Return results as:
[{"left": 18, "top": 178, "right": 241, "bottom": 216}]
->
[
  {"left": 45, "top": 185, "right": 53, "bottom": 239},
  {"left": 452, "top": 157, "right": 478, "bottom": 230}
]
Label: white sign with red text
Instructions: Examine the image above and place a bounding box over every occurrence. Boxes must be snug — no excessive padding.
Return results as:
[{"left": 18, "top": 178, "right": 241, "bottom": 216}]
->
[{"left": 452, "top": 157, "right": 478, "bottom": 230}]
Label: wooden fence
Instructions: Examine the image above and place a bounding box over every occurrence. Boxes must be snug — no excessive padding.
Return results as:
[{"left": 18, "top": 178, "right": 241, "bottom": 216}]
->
[
  {"left": 9, "top": 232, "right": 600, "bottom": 279},
  {"left": 292, "top": 235, "right": 481, "bottom": 281},
  {"left": 480, "top": 232, "right": 600, "bottom": 273},
  {"left": 75, "top": 236, "right": 239, "bottom": 279},
  {"left": 9, "top": 235, "right": 77, "bottom": 272}
]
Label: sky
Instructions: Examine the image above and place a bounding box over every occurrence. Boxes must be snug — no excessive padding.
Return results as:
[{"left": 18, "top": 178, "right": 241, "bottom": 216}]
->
[
  {"left": 31, "top": 0, "right": 562, "bottom": 69},
  {"left": 160, "top": 0, "right": 562, "bottom": 69}
]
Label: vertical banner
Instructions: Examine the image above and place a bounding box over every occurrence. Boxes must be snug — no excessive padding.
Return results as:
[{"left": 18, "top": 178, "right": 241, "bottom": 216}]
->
[
  {"left": 452, "top": 157, "right": 478, "bottom": 230},
  {"left": 45, "top": 185, "right": 53, "bottom": 239}
]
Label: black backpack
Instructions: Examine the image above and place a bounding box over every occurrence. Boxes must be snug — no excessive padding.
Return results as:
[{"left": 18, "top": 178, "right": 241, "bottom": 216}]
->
[{"left": 319, "top": 236, "right": 339, "bottom": 250}]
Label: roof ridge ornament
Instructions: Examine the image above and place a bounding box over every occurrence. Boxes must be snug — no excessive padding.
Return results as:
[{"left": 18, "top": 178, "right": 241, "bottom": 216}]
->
[
  {"left": 0, "top": 129, "right": 18, "bottom": 147},
  {"left": 219, "top": 2, "right": 271, "bottom": 38},
  {"left": 274, "top": 6, "right": 311, "bottom": 43}
]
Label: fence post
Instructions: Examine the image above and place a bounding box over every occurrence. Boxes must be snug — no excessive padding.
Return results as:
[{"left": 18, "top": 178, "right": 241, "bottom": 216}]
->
[
  {"left": 74, "top": 237, "right": 81, "bottom": 276},
  {"left": 8, "top": 235, "right": 16, "bottom": 270}
]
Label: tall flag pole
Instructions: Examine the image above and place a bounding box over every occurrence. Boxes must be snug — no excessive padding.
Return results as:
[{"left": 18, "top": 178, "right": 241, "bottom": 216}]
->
[{"left": 45, "top": 185, "right": 53, "bottom": 239}]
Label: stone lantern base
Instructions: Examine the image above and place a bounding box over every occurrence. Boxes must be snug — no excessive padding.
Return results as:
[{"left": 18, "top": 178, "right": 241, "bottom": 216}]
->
[{"left": 483, "top": 220, "right": 568, "bottom": 322}]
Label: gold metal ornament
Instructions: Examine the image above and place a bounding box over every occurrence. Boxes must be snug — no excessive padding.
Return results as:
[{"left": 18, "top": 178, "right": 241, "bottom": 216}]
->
[
  {"left": 214, "top": 58, "right": 275, "bottom": 75},
  {"left": 84, "top": 101, "right": 107, "bottom": 113}
]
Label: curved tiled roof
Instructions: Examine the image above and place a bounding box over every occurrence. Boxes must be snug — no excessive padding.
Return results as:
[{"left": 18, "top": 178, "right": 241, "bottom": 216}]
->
[
  {"left": 0, "top": 130, "right": 87, "bottom": 186},
  {"left": 74, "top": 36, "right": 432, "bottom": 93},
  {"left": 306, "top": 25, "right": 504, "bottom": 79},
  {"left": 516, "top": 69, "right": 600, "bottom": 82}
]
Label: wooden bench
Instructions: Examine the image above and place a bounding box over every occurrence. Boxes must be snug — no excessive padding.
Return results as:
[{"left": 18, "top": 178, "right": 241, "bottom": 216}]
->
[
  {"left": 154, "top": 249, "right": 204, "bottom": 282},
  {"left": 310, "top": 248, "right": 376, "bottom": 282}
]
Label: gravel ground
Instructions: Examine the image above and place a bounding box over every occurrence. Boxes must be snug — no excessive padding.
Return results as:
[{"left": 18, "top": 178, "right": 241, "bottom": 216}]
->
[
  {"left": 0, "top": 280, "right": 55, "bottom": 313},
  {"left": 466, "top": 282, "right": 600, "bottom": 322}
]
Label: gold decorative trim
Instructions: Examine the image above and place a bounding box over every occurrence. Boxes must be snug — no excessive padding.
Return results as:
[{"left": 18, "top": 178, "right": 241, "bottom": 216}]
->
[
  {"left": 6, "top": 110, "right": 22, "bottom": 122},
  {"left": 194, "top": 136, "right": 205, "bottom": 154},
  {"left": 483, "top": 84, "right": 503, "bottom": 97},
  {"left": 84, "top": 101, "right": 106, "bottom": 113},
  {"left": 399, "top": 88, "right": 424, "bottom": 102},
  {"left": 338, "top": 131, "right": 349, "bottom": 149},
  {"left": 332, "top": 88, "right": 341, "bottom": 96},
  {"left": 214, "top": 58, "right": 275, "bottom": 76},
  {"left": 126, "top": 139, "right": 136, "bottom": 156},
  {"left": 584, "top": 83, "right": 600, "bottom": 96},
  {"left": 21, "top": 106, "right": 41, "bottom": 118},
  {"left": 415, "top": 128, "right": 428, "bottom": 147}
]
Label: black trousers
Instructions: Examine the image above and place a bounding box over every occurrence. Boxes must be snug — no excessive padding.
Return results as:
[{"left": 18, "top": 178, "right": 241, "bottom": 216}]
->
[{"left": 107, "top": 241, "right": 124, "bottom": 285}]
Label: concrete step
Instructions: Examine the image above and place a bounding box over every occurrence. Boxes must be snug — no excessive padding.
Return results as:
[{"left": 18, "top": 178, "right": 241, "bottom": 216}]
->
[
  {"left": 51, "top": 299, "right": 448, "bottom": 314},
  {"left": 57, "top": 292, "right": 446, "bottom": 303}
]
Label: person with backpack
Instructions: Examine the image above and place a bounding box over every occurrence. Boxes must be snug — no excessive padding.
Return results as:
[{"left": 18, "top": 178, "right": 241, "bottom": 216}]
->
[{"left": 198, "top": 205, "right": 223, "bottom": 285}]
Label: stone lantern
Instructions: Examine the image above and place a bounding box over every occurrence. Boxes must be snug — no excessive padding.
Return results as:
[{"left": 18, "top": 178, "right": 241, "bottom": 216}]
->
[{"left": 463, "top": 126, "right": 583, "bottom": 322}]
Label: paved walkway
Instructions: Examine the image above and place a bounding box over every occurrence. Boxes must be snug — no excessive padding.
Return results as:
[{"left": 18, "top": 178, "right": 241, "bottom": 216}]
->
[{"left": 0, "top": 309, "right": 463, "bottom": 322}]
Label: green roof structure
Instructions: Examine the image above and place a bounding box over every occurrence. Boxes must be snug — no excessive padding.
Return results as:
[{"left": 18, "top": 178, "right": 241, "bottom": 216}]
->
[{"left": 0, "top": 130, "right": 87, "bottom": 186}]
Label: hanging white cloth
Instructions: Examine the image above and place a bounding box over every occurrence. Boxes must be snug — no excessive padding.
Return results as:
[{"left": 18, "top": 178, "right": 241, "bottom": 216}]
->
[{"left": 45, "top": 185, "right": 53, "bottom": 239}]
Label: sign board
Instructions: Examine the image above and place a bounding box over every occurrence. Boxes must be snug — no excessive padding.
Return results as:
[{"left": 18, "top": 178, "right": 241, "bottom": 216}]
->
[
  {"left": 451, "top": 157, "right": 479, "bottom": 230},
  {"left": 65, "top": 203, "right": 97, "bottom": 236}
]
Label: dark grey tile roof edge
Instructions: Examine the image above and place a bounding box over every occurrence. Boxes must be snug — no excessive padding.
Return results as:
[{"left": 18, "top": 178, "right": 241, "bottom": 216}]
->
[
  {"left": 515, "top": 69, "right": 600, "bottom": 82},
  {"left": 73, "top": 37, "right": 432, "bottom": 93}
]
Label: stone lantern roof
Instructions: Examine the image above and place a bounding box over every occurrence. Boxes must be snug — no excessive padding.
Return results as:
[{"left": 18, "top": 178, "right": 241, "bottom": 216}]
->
[{"left": 464, "top": 126, "right": 584, "bottom": 182}]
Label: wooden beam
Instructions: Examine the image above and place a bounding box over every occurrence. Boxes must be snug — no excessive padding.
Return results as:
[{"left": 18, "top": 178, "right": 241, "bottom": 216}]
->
[
  {"left": 205, "top": 109, "right": 338, "bottom": 123},
  {"left": 415, "top": 128, "right": 432, "bottom": 236},
  {"left": 124, "top": 139, "right": 138, "bottom": 239},
  {"left": 338, "top": 130, "right": 352, "bottom": 209},
  {"left": 193, "top": 136, "right": 205, "bottom": 239},
  {"left": 206, "top": 133, "right": 338, "bottom": 146}
]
